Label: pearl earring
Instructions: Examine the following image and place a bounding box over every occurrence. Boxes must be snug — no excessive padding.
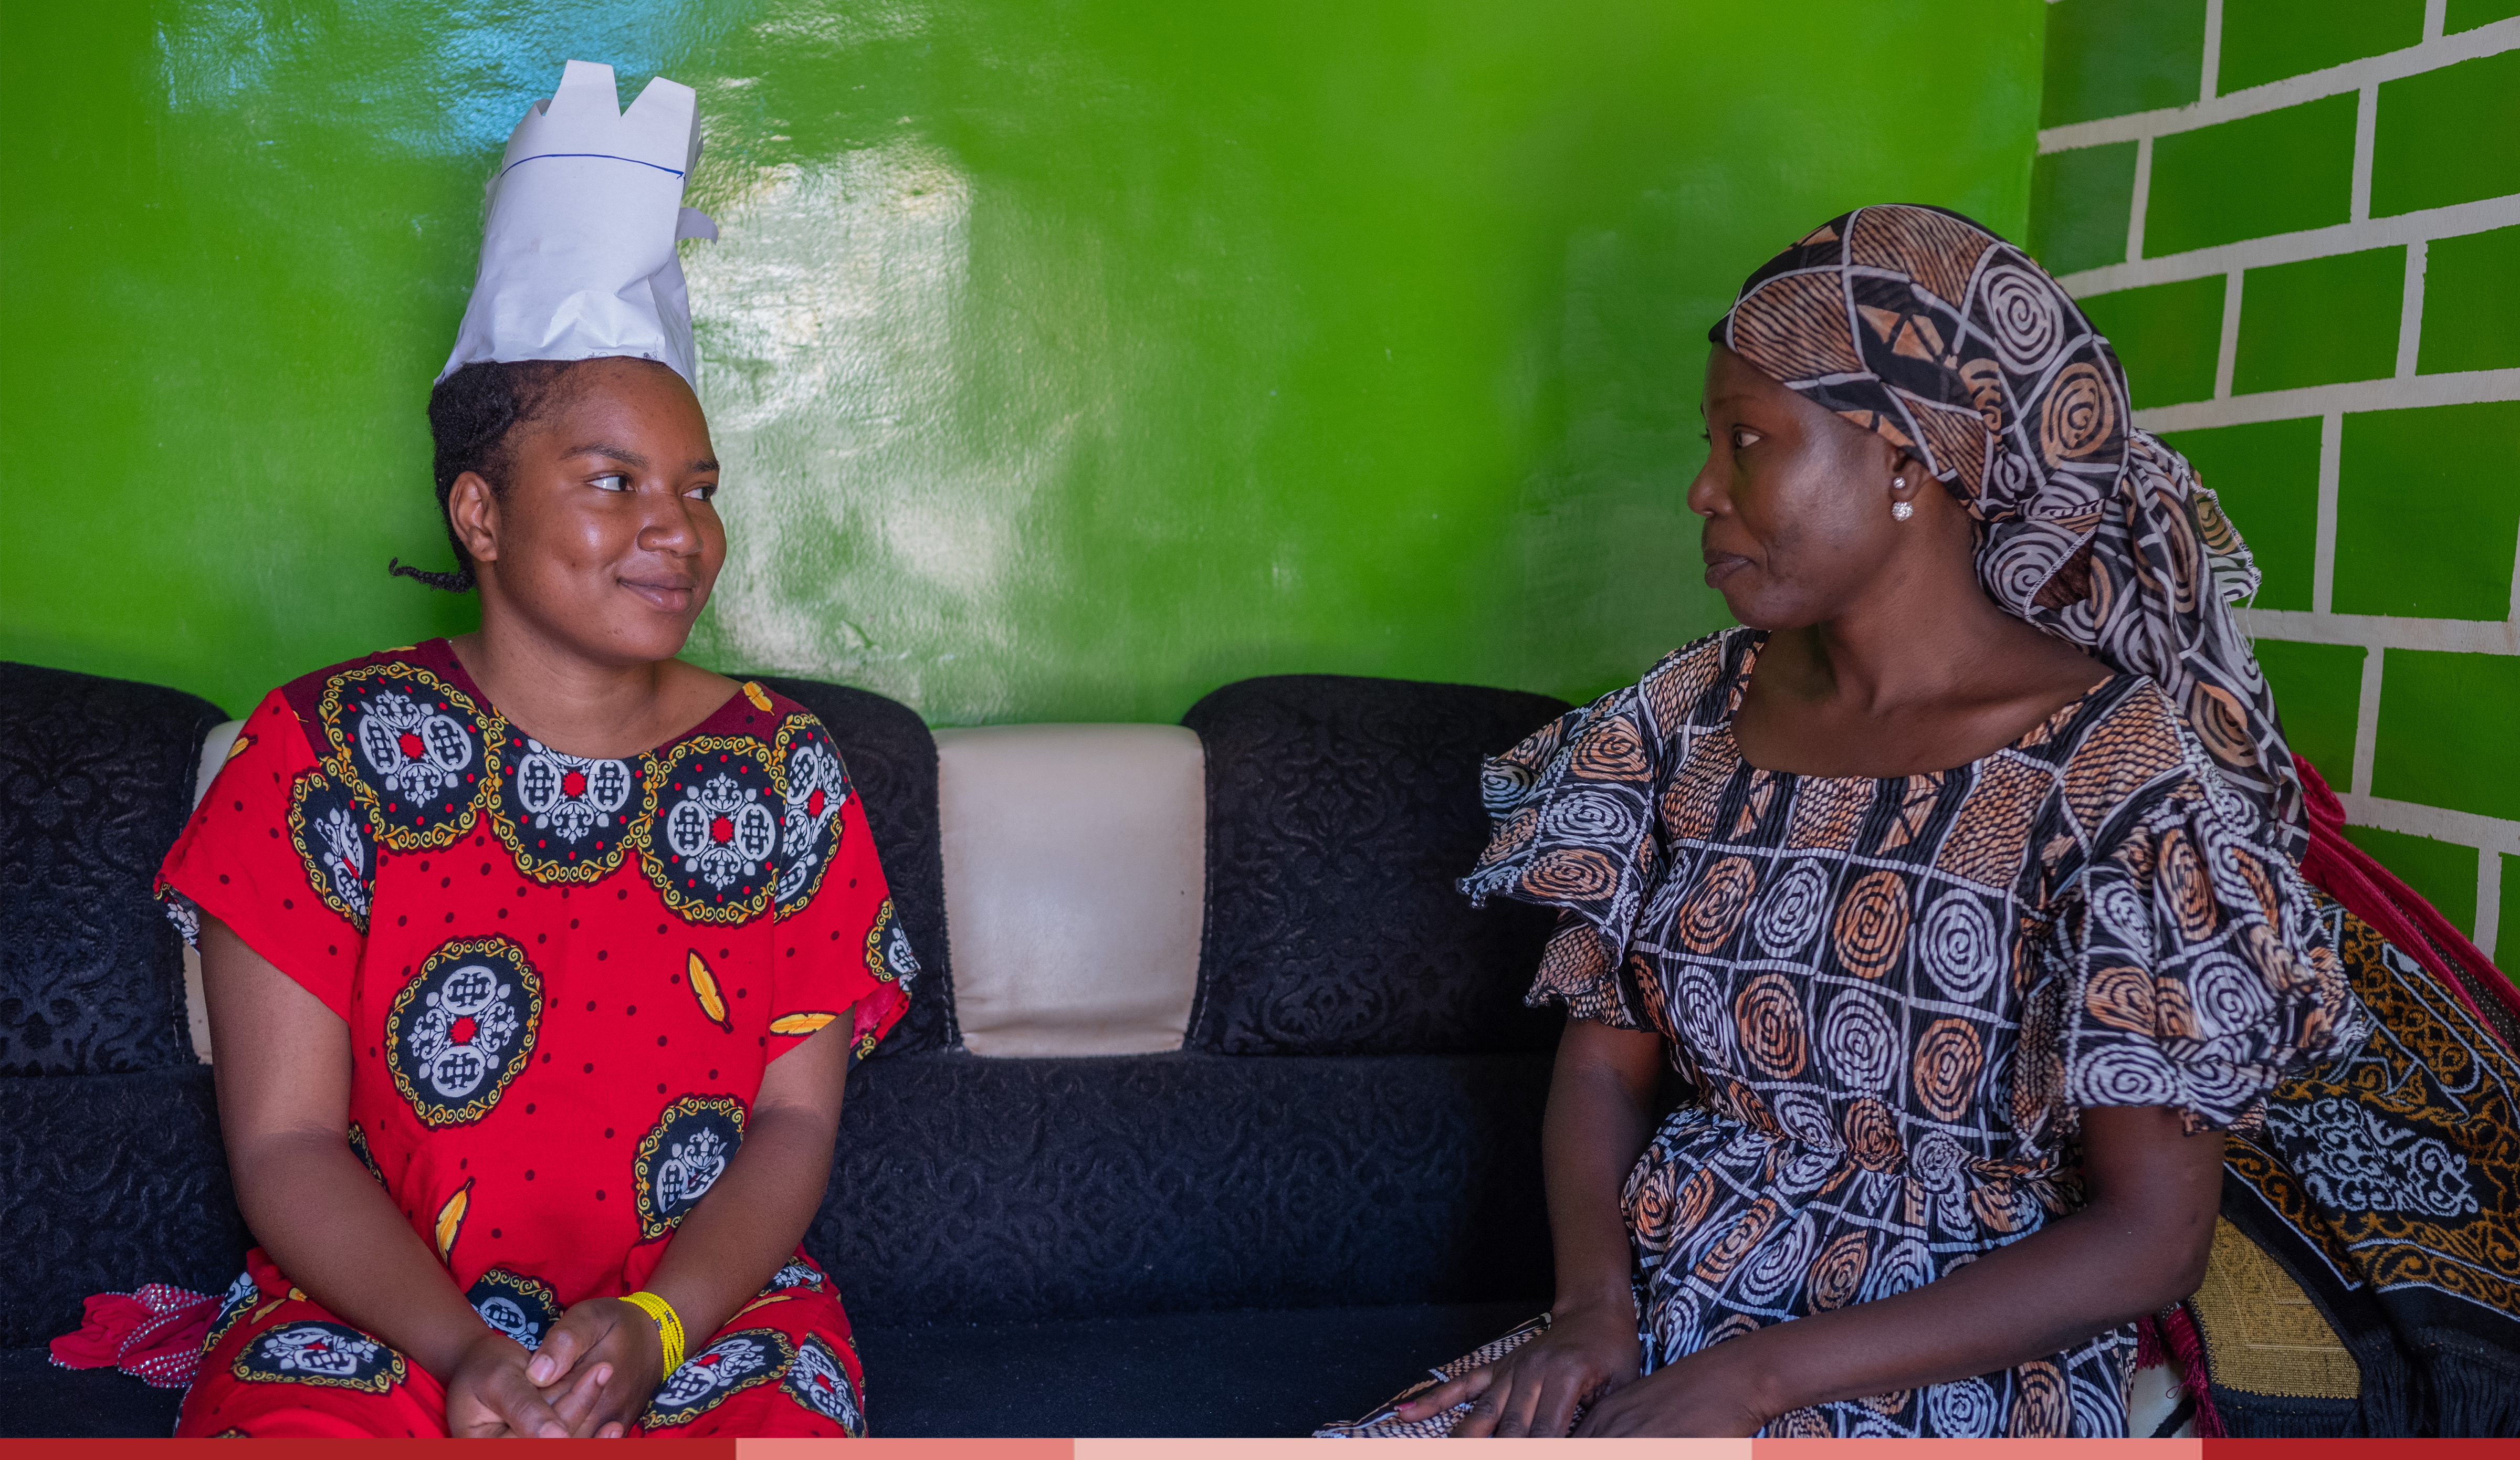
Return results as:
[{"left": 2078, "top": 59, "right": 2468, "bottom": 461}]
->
[{"left": 1892, "top": 478, "right": 1912, "bottom": 521}]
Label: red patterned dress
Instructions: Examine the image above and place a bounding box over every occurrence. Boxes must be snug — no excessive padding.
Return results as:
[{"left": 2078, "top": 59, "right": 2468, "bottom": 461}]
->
[{"left": 155, "top": 640, "right": 916, "bottom": 1437}]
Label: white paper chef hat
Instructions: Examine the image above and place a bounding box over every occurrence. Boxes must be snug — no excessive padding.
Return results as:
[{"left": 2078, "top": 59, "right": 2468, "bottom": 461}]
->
[{"left": 438, "top": 60, "right": 717, "bottom": 387}]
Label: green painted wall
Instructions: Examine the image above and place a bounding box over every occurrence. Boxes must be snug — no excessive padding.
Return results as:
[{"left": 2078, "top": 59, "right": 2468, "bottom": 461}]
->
[
  {"left": 2032, "top": 1, "right": 2520, "bottom": 969},
  {"left": 1, "top": 1, "right": 2042, "bottom": 729}
]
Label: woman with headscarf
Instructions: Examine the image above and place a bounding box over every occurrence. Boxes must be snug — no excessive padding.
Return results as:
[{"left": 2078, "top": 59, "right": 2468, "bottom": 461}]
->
[{"left": 1321, "top": 205, "right": 2364, "bottom": 1438}]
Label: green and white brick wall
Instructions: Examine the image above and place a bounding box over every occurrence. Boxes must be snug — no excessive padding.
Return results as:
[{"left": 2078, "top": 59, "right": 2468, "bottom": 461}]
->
[{"left": 2031, "top": 0, "right": 2519, "bottom": 975}]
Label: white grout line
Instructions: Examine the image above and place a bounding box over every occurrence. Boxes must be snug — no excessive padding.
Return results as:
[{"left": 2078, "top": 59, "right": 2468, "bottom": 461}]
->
[
  {"left": 2214, "top": 270, "right": 2245, "bottom": 399},
  {"left": 2348, "top": 84, "right": 2378, "bottom": 224},
  {"left": 2311, "top": 412, "right": 2342, "bottom": 613},
  {"left": 2234, "top": 607, "right": 2520, "bottom": 654},
  {"left": 2337, "top": 791, "right": 2520, "bottom": 856},
  {"left": 2396, "top": 240, "right": 2429, "bottom": 378},
  {"left": 2479, "top": 848, "right": 2504, "bottom": 961},
  {"left": 2200, "top": 0, "right": 2224, "bottom": 103},
  {"left": 2036, "top": 18, "right": 2520, "bottom": 152},
  {"left": 2350, "top": 647, "right": 2386, "bottom": 797},
  {"left": 2059, "top": 194, "right": 2520, "bottom": 295},
  {"left": 2132, "top": 365, "right": 2520, "bottom": 430},
  {"left": 2124, "top": 135, "right": 2153, "bottom": 266},
  {"left": 2424, "top": 0, "right": 2448, "bottom": 45}
]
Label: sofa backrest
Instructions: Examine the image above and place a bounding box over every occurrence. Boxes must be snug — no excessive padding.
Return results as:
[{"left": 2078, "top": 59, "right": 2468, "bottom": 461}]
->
[
  {"left": 0, "top": 661, "right": 228, "bottom": 1077},
  {"left": 1183, "top": 674, "right": 1569, "bottom": 1057}
]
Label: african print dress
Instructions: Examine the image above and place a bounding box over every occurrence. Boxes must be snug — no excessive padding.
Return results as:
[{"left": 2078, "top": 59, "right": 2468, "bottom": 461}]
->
[
  {"left": 154, "top": 640, "right": 917, "bottom": 1438},
  {"left": 1460, "top": 629, "right": 2361, "bottom": 1438}
]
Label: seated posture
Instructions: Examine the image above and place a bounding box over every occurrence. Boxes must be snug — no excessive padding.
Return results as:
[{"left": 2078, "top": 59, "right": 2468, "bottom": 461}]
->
[
  {"left": 157, "top": 63, "right": 914, "bottom": 1438},
  {"left": 1342, "top": 206, "right": 2363, "bottom": 1438}
]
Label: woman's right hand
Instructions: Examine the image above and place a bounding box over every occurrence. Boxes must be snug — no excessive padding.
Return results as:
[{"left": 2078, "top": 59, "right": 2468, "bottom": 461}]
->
[
  {"left": 1392, "top": 1299, "right": 1642, "bottom": 1438},
  {"left": 444, "top": 1328, "right": 601, "bottom": 1438}
]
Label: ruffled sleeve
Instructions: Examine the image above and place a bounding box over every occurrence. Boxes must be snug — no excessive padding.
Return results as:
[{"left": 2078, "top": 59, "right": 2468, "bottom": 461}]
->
[
  {"left": 2039, "top": 758, "right": 2365, "bottom": 1135},
  {"left": 765, "top": 710, "right": 916, "bottom": 1063},
  {"left": 1458, "top": 630, "right": 1749, "bottom": 1023}
]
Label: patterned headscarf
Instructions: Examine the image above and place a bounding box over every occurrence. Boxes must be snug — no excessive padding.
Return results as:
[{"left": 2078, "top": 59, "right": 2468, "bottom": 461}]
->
[{"left": 1709, "top": 204, "right": 2305, "bottom": 857}]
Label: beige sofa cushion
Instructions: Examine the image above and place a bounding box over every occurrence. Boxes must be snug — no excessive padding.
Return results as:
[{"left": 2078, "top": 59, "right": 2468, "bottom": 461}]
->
[{"left": 937, "top": 723, "right": 1204, "bottom": 1057}]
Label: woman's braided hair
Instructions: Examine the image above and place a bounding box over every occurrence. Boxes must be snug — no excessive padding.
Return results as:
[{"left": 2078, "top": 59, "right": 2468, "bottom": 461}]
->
[{"left": 392, "top": 359, "right": 581, "bottom": 591}]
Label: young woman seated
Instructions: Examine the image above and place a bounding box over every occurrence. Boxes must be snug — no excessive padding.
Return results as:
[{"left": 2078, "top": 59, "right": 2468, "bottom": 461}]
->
[
  {"left": 1340, "top": 206, "right": 2361, "bottom": 1438},
  {"left": 160, "top": 355, "right": 916, "bottom": 1437}
]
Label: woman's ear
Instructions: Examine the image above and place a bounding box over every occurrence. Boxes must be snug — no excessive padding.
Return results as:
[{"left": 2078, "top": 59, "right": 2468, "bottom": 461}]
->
[
  {"left": 448, "top": 471, "right": 502, "bottom": 568},
  {"left": 1887, "top": 452, "right": 1928, "bottom": 520}
]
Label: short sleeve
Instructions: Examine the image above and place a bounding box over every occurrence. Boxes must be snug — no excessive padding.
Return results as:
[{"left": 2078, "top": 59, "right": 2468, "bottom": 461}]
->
[
  {"left": 155, "top": 690, "right": 372, "bottom": 1021},
  {"left": 2042, "top": 776, "right": 2365, "bottom": 1134},
  {"left": 769, "top": 741, "right": 917, "bottom": 1063}
]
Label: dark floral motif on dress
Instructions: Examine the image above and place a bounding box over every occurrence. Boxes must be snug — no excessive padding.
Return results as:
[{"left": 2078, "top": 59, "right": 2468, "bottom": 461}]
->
[
  {"left": 286, "top": 765, "right": 373, "bottom": 931},
  {"left": 760, "top": 1260, "right": 826, "bottom": 1296},
  {"left": 633, "top": 1094, "right": 747, "bottom": 1240},
  {"left": 346, "top": 1122, "right": 386, "bottom": 1186},
  {"left": 202, "top": 1269, "right": 260, "bottom": 1357},
  {"left": 640, "top": 1328, "right": 794, "bottom": 1430},
  {"left": 780, "top": 1331, "right": 864, "bottom": 1435},
  {"left": 488, "top": 729, "right": 648, "bottom": 885},
  {"left": 384, "top": 936, "right": 543, "bottom": 1128},
  {"left": 863, "top": 898, "right": 919, "bottom": 987},
  {"left": 467, "top": 1268, "right": 564, "bottom": 1352},
  {"left": 317, "top": 663, "right": 494, "bottom": 851},
  {"left": 232, "top": 1321, "right": 406, "bottom": 1393},
  {"left": 639, "top": 737, "right": 780, "bottom": 925},
  {"left": 773, "top": 716, "right": 851, "bottom": 917}
]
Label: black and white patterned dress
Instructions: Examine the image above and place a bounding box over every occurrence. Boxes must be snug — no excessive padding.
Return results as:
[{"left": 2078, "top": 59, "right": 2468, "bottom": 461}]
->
[{"left": 1458, "top": 628, "right": 2363, "bottom": 1437}]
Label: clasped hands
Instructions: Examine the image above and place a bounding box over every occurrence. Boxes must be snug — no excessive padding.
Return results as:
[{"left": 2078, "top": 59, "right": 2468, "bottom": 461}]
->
[
  {"left": 1393, "top": 1299, "right": 1772, "bottom": 1438},
  {"left": 445, "top": 1297, "right": 668, "bottom": 1438}
]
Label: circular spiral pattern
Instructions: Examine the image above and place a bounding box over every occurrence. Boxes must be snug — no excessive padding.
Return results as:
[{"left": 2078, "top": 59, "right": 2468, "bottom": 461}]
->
[
  {"left": 1628, "top": 1161, "right": 1681, "bottom": 1251},
  {"left": 1924, "top": 1377, "right": 2001, "bottom": 1437},
  {"left": 1980, "top": 264, "right": 2065, "bottom": 374},
  {"left": 1867, "top": 1237, "right": 1937, "bottom": 1302},
  {"left": 1734, "top": 972, "right": 1809, "bottom": 1079},
  {"left": 1524, "top": 846, "right": 1618, "bottom": 902},
  {"left": 1477, "top": 805, "right": 1539, "bottom": 867},
  {"left": 1736, "top": 1212, "right": 1816, "bottom": 1304},
  {"left": 1690, "top": 1197, "right": 1781, "bottom": 1284},
  {"left": 1807, "top": 1229, "right": 1872, "bottom": 1311},
  {"left": 1771, "top": 1088, "right": 1838, "bottom": 1148},
  {"left": 2006, "top": 1361, "right": 2070, "bottom": 1438},
  {"left": 1478, "top": 760, "right": 1536, "bottom": 806},
  {"left": 2189, "top": 680, "right": 2259, "bottom": 772},
  {"left": 2036, "top": 361, "right": 2117, "bottom": 467},
  {"left": 1679, "top": 855, "right": 1759, "bottom": 953},
  {"left": 2082, "top": 963, "right": 2158, "bottom": 1034},
  {"left": 2155, "top": 827, "right": 2220, "bottom": 944},
  {"left": 1908, "top": 1129, "right": 1970, "bottom": 1193},
  {"left": 1843, "top": 1096, "right": 1905, "bottom": 1173},
  {"left": 1751, "top": 859, "right": 1830, "bottom": 956},
  {"left": 1918, "top": 891, "right": 2000, "bottom": 1003},
  {"left": 1673, "top": 963, "right": 1731, "bottom": 1064},
  {"left": 2092, "top": 877, "right": 2152, "bottom": 946},
  {"left": 1539, "top": 787, "right": 1640, "bottom": 845},
  {"left": 1910, "top": 1017, "right": 1985, "bottom": 1122},
  {"left": 2071, "top": 1043, "right": 2177, "bottom": 1107},
  {"left": 1818, "top": 991, "right": 1900, "bottom": 1093},
  {"left": 2190, "top": 952, "right": 2276, "bottom": 1037},
  {"left": 1831, "top": 869, "right": 1910, "bottom": 980},
  {"left": 1570, "top": 717, "right": 1650, "bottom": 779}
]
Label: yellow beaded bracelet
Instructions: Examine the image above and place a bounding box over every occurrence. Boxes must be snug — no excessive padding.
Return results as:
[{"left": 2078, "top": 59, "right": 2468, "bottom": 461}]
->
[{"left": 620, "top": 1290, "right": 686, "bottom": 1375}]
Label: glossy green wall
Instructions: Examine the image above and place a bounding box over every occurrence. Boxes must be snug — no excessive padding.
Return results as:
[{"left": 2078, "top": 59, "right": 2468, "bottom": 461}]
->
[{"left": 2, "top": 1, "right": 2042, "bottom": 725}]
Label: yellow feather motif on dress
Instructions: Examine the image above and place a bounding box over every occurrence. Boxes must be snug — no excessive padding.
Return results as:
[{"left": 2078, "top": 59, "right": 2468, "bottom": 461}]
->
[
  {"left": 434, "top": 1178, "right": 472, "bottom": 1263},
  {"left": 687, "top": 950, "right": 730, "bottom": 1030},
  {"left": 742, "top": 681, "right": 773, "bottom": 713},
  {"left": 769, "top": 1011, "right": 838, "bottom": 1036}
]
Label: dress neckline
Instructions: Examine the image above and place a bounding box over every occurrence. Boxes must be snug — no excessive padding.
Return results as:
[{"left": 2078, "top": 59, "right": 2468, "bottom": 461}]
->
[
  {"left": 424, "top": 637, "right": 751, "bottom": 763},
  {"left": 1712, "top": 628, "right": 2131, "bottom": 785}
]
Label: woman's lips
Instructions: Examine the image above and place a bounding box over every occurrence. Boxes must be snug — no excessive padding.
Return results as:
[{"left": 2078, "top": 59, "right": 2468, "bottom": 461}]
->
[
  {"left": 620, "top": 577, "right": 697, "bottom": 613},
  {"left": 1703, "top": 552, "right": 1751, "bottom": 587}
]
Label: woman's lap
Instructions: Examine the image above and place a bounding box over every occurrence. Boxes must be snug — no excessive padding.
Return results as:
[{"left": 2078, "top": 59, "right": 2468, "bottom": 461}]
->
[{"left": 177, "top": 1252, "right": 867, "bottom": 1438}]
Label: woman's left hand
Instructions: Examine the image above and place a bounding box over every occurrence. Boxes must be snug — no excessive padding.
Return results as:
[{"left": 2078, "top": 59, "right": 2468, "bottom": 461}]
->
[
  {"left": 528, "top": 1297, "right": 668, "bottom": 1438},
  {"left": 1571, "top": 1351, "right": 1771, "bottom": 1437}
]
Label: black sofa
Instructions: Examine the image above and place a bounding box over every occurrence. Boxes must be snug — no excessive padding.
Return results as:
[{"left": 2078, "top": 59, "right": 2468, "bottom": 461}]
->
[{"left": 0, "top": 659, "right": 1570, "bottom": 1437}]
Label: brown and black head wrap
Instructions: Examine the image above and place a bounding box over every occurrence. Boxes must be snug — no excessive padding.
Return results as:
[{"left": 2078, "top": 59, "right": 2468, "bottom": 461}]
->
[{"left": 1710, "top": 204, "right": 2304, "bottom": 855}]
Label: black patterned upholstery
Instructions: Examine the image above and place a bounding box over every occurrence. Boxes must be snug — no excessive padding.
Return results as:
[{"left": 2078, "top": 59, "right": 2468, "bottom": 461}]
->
[
  {"left": 755, "top": 676, "right": 957, "bottom": 1056},
  {"left": 0, "top": 661, "right": 227, "bottom": 1076},
  {"left": 816, "top": 1049, "right": 1553, "bottom": 1327},
  {"left": 1182, "top": 675, "right": 1570, "bottom": 1057}
]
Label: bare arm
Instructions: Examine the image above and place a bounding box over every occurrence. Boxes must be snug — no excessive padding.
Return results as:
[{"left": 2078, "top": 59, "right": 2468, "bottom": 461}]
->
[
  {"left": 1401, "top": 1015, "right": 1665, "bottom": 1437},
  {"left": 200, "top": 919, "right": 585, "bottom": 1436},
  {"left": 522, "top": 1015, "right": 854, "bottom": 1436},
  {"left": 1578, "top": 1103, "right": 2223, "bottom": 1435}
]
